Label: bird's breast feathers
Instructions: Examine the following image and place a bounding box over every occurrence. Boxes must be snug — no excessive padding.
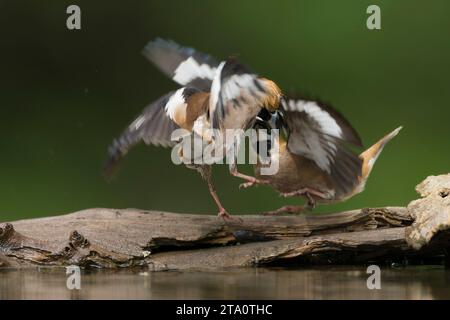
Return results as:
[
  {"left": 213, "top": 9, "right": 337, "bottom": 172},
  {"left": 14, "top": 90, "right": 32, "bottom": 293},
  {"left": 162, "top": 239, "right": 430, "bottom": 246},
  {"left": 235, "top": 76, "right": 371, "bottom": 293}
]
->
[{"left": 164, "top": 87, "right": 209, "bottom": 131}]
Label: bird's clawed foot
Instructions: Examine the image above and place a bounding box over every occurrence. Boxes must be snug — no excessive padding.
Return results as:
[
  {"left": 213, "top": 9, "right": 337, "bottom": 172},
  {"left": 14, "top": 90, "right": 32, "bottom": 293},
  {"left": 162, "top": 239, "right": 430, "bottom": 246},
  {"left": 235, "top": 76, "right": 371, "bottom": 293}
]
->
[
  {"left": 218, "top": 209, "right": 243, "bottom": 223},
  {"left": 239, "top": 178, "right": 270, "bottom": 189},
  {"left": 230, "top": 168, "right": 269, "bottom": 190},
  {"left": 261, "top": 205, "right": 305, "bottom": 216},
  {"left": 280, "top": 187, "right": 330, "bottom": 208}
]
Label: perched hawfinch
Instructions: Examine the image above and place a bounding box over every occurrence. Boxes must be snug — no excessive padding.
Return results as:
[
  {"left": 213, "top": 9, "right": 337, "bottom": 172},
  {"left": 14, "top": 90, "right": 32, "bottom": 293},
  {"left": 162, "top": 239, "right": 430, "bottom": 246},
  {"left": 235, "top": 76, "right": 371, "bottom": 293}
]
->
[{"left": 250, "top": 97, "right": 402, "bottom": 215}]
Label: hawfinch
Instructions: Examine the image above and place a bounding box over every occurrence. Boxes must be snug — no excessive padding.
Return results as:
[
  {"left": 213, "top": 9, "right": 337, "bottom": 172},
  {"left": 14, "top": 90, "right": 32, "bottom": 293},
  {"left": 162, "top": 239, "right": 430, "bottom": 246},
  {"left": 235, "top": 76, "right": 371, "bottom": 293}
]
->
[
  {"left": 104, "top": 39, "right": 282, "bottom": 220},
  {"left": 250, "top": 97, "right": 402, "bottom": 215}
]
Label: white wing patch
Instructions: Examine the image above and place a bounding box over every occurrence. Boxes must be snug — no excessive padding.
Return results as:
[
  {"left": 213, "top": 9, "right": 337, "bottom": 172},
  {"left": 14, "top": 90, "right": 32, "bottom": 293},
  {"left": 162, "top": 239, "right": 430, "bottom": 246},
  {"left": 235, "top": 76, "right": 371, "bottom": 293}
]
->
[
  {"left": 210, "top": 61, "right": 258, "bottom": 114},
  {"left": 285, "top": 99, "right": 344, "bottom": 173},
  {"left": 288, "top": 100, "right": 342, "bottom": 139},
  {"left": 210, "top": 61, "right": 226, "bottom": 115},
  {"left": 173, "top": 57, "right": 217, "bottom": 86},
  {"left": 221, "top": 74, "right": 256, "bottom": 101},
  {"left": 281, "top": 97, "right": 363, "bottom": 196},
  {"left": 210, "top": 60, "right": 265, "bottom": 130},
  {"left": 288, "top": 121, "right": 334, "bottom": 173},
  {"left": 164, "top": 88, "right": 187, "bottom": 121},
  {"left": 283, "top": 99, "right": 346, "bottom": 174}
]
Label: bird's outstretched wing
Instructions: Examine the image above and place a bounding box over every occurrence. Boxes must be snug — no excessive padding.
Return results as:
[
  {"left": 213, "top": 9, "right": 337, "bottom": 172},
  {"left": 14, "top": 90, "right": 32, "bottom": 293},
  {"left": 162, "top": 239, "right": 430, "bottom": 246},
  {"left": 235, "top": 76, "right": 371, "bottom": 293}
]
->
[
  {"left": 104, "top": 91, "right": 179, "bottom": 177},
  {"left": 104, "top": 87, "right": 208, "bottom": 176},
  {"left": 210, "top": 58, "right": 281, "bottom": 130},
  {"left": 143, "top": 38, "right": 219, "bottom": 91},
  {"left": 281, "top": 98, "right": 363, "bottom": 196}
]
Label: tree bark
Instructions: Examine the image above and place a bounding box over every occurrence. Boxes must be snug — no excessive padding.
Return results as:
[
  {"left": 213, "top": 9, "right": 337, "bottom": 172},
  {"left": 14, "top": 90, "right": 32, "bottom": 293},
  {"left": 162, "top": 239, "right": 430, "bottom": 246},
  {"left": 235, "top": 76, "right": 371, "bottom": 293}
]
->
[{"left": 1, "top": 174, "right": 449, "bottom": 270}]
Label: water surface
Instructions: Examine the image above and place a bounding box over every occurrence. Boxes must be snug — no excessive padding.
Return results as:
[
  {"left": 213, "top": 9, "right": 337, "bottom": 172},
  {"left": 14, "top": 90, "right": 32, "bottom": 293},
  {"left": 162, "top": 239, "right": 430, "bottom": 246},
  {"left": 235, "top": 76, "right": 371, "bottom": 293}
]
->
[{"left": 1, "top": 266, "right": 449, "bottom": 300}]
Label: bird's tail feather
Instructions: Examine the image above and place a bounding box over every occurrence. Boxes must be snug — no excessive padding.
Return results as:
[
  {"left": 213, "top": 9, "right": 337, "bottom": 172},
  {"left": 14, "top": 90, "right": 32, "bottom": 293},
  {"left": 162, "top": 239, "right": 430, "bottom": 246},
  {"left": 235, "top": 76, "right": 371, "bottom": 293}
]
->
[{"left": 359, "top": 126, "right": 402, "bottom": 182}]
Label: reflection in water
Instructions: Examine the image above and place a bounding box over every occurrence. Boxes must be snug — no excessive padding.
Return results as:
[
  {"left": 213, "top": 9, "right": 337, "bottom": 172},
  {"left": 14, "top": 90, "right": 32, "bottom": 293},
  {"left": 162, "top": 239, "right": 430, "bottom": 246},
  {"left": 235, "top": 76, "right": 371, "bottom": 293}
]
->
[{"left": 0, "top": 266, "right": 449, "bottom": 300}]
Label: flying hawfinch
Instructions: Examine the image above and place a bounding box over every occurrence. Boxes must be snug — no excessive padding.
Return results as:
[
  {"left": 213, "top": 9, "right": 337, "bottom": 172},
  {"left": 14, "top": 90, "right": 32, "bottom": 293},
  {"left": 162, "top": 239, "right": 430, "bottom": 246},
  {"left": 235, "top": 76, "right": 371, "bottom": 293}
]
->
[{"left": 104, "top": 38, "right": 282, "bottom": 220}]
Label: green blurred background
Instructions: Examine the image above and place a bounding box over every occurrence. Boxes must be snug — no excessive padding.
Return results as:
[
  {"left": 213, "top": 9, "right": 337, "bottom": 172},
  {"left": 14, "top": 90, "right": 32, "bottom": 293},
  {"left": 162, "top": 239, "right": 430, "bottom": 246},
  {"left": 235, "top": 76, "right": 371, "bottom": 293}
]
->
[{"left": 1, "top": 0, "right": 449, "bottom": 221}]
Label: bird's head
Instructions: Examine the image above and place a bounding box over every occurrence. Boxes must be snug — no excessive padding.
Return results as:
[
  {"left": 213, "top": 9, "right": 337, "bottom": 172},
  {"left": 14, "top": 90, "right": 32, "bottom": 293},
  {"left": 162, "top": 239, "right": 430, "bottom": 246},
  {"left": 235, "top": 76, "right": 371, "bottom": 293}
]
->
[{"left": 259, "top": 78, "right": 283, "bottom": 112}]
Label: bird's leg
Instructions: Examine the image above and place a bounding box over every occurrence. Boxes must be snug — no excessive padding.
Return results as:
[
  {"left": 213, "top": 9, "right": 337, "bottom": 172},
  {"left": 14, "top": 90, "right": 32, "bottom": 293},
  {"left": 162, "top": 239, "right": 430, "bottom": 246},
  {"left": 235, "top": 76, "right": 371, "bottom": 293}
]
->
[
  {"left": 261, "top": 187, "right": 330, "bottom": 215},
  {"left": 281, "top": 188, "right": 329, "bottom": 200},
  {"left": 199, "top": 165, "right": 242, "bottom": 222},
  {"left": 305, "top": 193, "right": 317, "bottom": 210},
  {"left": 281, "top": 187, "right": 329, "bottom": 202},
  {"left": 281, "top": 187, "right": 330, "bottom": 210},
  {"left": 261, "top": 205, "right": 305, "bottom": 216},
  {"left": 229, "top": 163, "right": 270, "bottom": 189}
]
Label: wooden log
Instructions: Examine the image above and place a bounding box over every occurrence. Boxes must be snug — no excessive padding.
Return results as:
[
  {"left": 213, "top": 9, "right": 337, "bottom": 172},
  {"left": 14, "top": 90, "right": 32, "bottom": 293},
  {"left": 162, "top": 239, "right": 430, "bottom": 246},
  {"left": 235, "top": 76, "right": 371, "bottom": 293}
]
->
[{"left": 1, "top": 174, "right": 449, "bottom": 270}]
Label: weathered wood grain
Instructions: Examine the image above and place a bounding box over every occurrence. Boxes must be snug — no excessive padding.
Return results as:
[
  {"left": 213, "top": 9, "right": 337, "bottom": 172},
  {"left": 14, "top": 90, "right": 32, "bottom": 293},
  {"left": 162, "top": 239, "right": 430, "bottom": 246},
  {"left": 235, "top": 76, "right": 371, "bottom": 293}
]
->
[{"left": 1, "top": 174, "right": 449, "bottom": 270}]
